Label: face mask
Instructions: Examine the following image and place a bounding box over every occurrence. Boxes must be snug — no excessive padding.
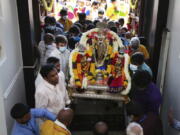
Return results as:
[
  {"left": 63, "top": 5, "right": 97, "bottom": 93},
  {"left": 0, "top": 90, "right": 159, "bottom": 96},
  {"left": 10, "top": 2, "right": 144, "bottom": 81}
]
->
[
  {"left": 47, "top": 25, "right": 56, "bottom": 30},
  {"left": 130, "top": 64, "right": 138, "bottom": 71},
  {"left": 59, "top": 46, "right": 67, "bottom": 52},
  {"left": 72, "top": 36, "right": 80, "bottom": 41},
  {"left": 62, "top": 16, "right": 67, "bottom": 20}
]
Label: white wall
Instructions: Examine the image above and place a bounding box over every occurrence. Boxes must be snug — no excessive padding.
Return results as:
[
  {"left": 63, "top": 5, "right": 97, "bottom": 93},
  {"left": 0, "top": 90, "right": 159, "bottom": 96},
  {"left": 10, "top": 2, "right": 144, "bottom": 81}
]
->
[
  {"left": 161, "top": 0, "right": 180, "bottom": 134},
  {"left": 0, "top": 0, "right": 26, "bottom": 134}
]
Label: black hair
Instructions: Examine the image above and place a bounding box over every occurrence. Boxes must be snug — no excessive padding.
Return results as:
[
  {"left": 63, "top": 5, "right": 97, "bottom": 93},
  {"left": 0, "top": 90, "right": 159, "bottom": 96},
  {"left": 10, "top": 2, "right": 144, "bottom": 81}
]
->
[
  {"left": 131, "top": 52, "right": 144, "bottom": 65},
  {"left": 43, "top": 33, "right": 55, "bottom": 45},
  {"left": 111, "top": 0, "right": 116, "bottom": 2},
  {"left": 48, "top": 16, "right": 56, "bottom": 25},
  {"left": 110, "top": 26, "right": 118, "bottom": 33},
  {"left": 73, "top": 23, "right": 83, "bottom": 31},
  {"left": 40, "top": 64, "right": 56, "bottom": 78},
  {"left": 11, "top": 103, "right": 30, "bottom": 119},
  {"left": 60, "top": 8, "right": 68, "bottom": 16},
  {"left": 55, "top": 35, "right": 68, "bottom": 44},
  {"left": 44, "top": 16, "right": 52, "bottom": 25},
  {"left": 118, "top": 18, "right": 125, "bottom": 25},
  {"left": 47, "top": 57, "right": 59, "bottom": 65},
  {"left": 132, "top": 70, "right": 152, "bottom": 88},
  {"left": 69, "top": 25, "right": 81, "bottom": 35},
  {"left": 92, "top": 1, "right": 99, "bottom": 6},
  {"left": 98, "top": 10, "right": 104, "bottom": 15},
  {"left": 78, "top": 13, "right": 86, "bottom": 21},
  {"left": 93, "top": 20, "right": 100, "bottom": 27},
  {"left": 120, "top": 27, "right": 128, "bottom": 32},
  {"left": 86, "top": 24, "right": 95, "bottom": 31}
]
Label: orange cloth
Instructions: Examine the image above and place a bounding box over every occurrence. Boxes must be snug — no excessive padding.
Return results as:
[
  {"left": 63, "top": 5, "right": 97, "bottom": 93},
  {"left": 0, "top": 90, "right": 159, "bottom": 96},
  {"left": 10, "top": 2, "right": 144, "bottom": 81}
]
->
[
  {"left": 41, "top": 120, "right": 71, "bottom": 135},
  {"left": 138, "top": 45, "right": 150, "bottom": 60},
  {"left": 129, "top": 45, "right": 150, "bottom": 60},
  {"left": 58, "top": 19, "right": 73, "bottom": 32}
]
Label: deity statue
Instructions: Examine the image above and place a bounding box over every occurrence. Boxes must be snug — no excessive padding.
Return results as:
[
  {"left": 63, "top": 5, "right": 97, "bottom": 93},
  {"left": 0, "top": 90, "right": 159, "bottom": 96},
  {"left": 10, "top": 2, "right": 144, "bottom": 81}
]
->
[
  {"left": 69, "top": 28, "right": 131, "bottom": 95},
  {"left": 93, "top": 31, "right": 108, "bottom": 67},
  {"left": 107, "top": 53, "right": 126, "bottom": 93}
]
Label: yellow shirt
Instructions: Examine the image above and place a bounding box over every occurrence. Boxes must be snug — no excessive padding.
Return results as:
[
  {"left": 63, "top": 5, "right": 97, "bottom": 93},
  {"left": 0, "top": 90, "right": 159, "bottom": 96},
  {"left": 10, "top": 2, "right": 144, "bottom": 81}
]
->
[
  {"left": 106, "top": 4, "right": 119, "bottom": 21},
  {"left": 130, "top": 45, "right": 150, "bottom": 60},
  {"left": 138, "top": 45, "right": 150, "bottom": 60},
  {"left": 58, "top": 19, "right": 73, "bottom": 32},
  {"left": 41, "top": 120, "right": 71, "bottom": 135}
]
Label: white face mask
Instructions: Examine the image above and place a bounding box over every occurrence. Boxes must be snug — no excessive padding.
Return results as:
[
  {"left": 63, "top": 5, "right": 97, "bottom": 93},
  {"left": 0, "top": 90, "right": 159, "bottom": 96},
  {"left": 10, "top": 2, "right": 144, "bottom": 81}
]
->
[
  {"left": 62, "top": 16, "right": 67, "bottom": 20},
  {"left": 59, "top": 46, "right": 67, "bottom": 52},
  {"left": 130, "top": 64, "right": 138, "bottom": 71}
]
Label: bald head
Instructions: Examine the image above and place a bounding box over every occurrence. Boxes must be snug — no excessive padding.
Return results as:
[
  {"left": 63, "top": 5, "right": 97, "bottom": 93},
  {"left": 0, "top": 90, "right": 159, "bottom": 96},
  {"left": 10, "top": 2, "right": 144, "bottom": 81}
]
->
[
  {"left": 57, "top": 108, "right": 74, "bottom": 126},
  {"left": 126, "top": 122, "right": 143, "bottom": 135},
  {"left": 94, "top": 121, "right": 108, "bottom": 135}
]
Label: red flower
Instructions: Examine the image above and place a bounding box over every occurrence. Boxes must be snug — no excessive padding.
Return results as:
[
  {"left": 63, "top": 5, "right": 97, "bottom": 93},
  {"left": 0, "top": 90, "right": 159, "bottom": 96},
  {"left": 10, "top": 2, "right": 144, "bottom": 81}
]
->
[{"left": 76, "top": 54, "right": 83, "bottom": 63}]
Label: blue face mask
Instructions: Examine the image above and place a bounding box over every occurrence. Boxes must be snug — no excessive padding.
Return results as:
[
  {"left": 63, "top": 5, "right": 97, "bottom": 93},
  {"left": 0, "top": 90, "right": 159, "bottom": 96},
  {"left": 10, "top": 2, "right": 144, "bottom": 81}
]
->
[
  {"left": 59, "top": 46, "right": 67, "bottom": 52},
  {"left": 72, "top": 36, "right": 80, "bottom": 42},
  {"left": 47, "top": 25, "right": 56, "bottom": 30}
]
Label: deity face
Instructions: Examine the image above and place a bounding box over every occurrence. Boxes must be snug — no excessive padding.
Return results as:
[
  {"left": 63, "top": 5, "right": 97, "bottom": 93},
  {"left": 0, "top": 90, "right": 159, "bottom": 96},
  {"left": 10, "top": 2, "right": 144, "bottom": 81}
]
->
[
  {"left": 81, "top": 56, "right": 88, "bottom": 72},
  {"left": 114, "top": 56, "right": 123, "bottom": 76},
  {"left": 115, "top": 63, "right": 122, "bottom": 73},
  {"left": 93, "top": 32, "right": 108, "bottom": 67}
]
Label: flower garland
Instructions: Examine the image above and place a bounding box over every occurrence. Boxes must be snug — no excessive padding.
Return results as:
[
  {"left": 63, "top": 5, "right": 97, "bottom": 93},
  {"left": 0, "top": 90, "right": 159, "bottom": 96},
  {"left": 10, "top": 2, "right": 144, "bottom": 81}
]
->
[
  {"left": 41, "top": 0, "right": 54, "bottom": 12},
  {"left": 69, "top": 28, "right": 131, "bottom": 95},
  {"left": 121, "top": 53, "right": 131, "bottom": 95},
  {"left": 80, "top": 28, "right": 124, "bottom": 50},
  {"left": 129, "top": 0, "right": 138, "bottom": 10}
]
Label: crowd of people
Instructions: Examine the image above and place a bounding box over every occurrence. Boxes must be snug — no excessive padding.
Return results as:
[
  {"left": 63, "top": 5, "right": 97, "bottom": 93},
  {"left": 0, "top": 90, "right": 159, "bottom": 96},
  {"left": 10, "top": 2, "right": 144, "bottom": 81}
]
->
[
  {"left": 9, "top": 2, "right": 180, "bottom": 135},
  {"left": 50, "top": 0, "right": 130, "bottom": 22}
]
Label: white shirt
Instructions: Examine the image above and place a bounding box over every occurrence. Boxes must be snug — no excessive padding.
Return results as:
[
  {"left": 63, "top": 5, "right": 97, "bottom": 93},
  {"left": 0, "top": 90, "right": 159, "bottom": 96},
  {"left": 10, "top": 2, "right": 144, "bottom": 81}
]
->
[
  {"left": 39, "top": 44, "right": 58, "bottom": 65},
  {"left": 35, "top": 71, "right": 65, "bottom": 89},
  {"left": 35, "top": 78, "right": 70, "bottom": 115},
  {"left": 50, "top": 49, "right": 70, "bottom": 79}
]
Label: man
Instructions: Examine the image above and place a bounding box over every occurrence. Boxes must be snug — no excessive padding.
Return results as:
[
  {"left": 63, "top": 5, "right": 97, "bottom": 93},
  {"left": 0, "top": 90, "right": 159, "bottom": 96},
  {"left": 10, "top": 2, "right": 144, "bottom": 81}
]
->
[
  {"left": 130, "top": 52, "right": 153, "bottom": 76},
  {"left": 126, "top": 122, "right": 143, "bottom": 135},
  {"left": 35, "top": 57, "right": 65, "bottom": 88},
  {"left": 35, "top": 64, "right": 71, "bottom": 115},
  {"left": 67, "top": 25, "right": 81, "bottom": 50},
  {"left": 11, "top": 103, "right": 56, "bottom": 135},
  {"left": 75, "top": 13, "right": 92, "bottom": 32},
  {"left": 38, "top": 33, "right": 56, "bottom": 65},
  {"left": 126, "top": 102, "right": 163, "bottom": 135},
  {"left": 95, "top": 10, "right": 108, "bottom": 22},
  {"left": 118, "top": 18, "right": 125, "bottom": 28},
  {"left": 106, "top": 0, "right": 119, "bottom": 21},
  {"left": 90, "top": 1, "right": 99, "bottom": 21},
  {"left": 41, "top": 17, "right": 64, "bottom": 40},
  {"left": 50, "top": 35, "right": 70, "bottom": 80},
  {"left": 129, "top": 37, "right": 150, "bottom": 60},
  {"left": 58, "top": 8, "right": 73, "bottom": 32},
  {"left": 41, "top": 108, "right": 74, "bottom": 135},
  {"left": 93, "top": 121, "right": 109, "bottom": 135},
  {"left": 131, "top": 70, "right": 162, "bottom": 114}
]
